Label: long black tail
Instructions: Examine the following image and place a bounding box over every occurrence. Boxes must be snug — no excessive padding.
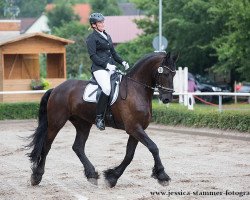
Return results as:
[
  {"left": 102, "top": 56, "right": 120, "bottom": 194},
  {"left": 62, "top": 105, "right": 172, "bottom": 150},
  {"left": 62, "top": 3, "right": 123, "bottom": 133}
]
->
[{"left": 26, "top": 89, "right": 53, "bottom": 166}]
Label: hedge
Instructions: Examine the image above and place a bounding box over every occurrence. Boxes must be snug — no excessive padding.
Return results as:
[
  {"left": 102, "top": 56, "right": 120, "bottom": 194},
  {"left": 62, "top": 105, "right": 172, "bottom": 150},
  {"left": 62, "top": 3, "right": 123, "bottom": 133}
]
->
[
  {"left": 0, "top": 102, "right": 39, "bottom": 120},
  {"left": 0, "top": 102, "right": 249, "bottom": 132},
  {"left": 152, "top": 105, "right": 250, "bottom": 132}
]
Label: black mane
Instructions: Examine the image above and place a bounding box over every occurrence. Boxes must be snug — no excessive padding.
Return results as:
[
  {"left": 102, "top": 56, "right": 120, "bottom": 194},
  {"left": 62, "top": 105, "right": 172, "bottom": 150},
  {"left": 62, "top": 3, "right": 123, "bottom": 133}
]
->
[{"left": 127, "top": 52, "right": 166, "bottom": 76}]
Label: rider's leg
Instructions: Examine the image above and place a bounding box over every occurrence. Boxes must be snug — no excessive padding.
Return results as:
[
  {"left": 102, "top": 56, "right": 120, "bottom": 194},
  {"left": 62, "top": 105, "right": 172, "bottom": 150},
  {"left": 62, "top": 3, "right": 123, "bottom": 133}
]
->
[{"left": 93, "top": 70, "right": 111, "bottom": 130}]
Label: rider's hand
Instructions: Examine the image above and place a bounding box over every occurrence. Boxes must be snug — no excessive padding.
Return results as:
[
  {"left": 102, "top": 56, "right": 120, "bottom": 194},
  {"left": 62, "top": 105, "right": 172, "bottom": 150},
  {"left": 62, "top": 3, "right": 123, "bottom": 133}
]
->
[
  {"left": 106, "top": 63, "right": 116, "bottom": 72},
  {"left": 122, "top": 61, "right": 130, "bottom": 70}
]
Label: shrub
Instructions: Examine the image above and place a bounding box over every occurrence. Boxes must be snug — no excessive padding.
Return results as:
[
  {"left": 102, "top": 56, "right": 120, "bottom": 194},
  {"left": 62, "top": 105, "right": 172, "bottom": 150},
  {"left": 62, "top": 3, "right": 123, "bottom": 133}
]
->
[
  {"left": 0, "top": 102, "right": 249, "bottom": 132},
  {"left": 30, "top": 78, "right": 50, "bottom": 90},
  {"left": 0, "top": 102, "right": 39, "bottom": 120},
  {"left": 152, "top": 105, "right": 250, "bottom": 132}
]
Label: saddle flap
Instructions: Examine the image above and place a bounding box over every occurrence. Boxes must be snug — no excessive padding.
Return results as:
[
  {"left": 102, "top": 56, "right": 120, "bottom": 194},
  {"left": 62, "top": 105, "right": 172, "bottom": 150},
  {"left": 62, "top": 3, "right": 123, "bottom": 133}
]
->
[{"left": 83, "top": 72, "right": 122, "bottom": 106}]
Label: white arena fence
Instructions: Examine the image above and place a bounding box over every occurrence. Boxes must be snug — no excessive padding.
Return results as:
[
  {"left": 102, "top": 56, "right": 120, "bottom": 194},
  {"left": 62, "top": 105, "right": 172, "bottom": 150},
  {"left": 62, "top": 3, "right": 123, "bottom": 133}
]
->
[
  {"left": 0, "top": 90, "right": 46, "bottom": 94},
  {"left": 154, "top": 90, "right": 250, "bottom": 112},
  {"left": 0, "top": 67, "right": 249, "bottom": 112},
  {"left": 174, "top": 92, "right": 250, "bottom": 112},
  {"left": 1, "top": 90, "right": 250, "bottom": 112}
]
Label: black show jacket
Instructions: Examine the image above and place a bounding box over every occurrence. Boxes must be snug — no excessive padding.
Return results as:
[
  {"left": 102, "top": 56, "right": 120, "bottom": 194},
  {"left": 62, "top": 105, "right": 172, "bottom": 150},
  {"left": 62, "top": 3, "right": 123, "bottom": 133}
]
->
[{"left": 86, "top": 30, "right": 123, "bottom": 72}]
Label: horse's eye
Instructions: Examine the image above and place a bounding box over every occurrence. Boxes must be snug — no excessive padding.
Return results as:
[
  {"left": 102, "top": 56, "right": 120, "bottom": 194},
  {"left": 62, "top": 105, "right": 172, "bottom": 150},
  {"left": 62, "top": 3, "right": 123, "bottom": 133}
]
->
[{"left": 165, "top": 73, "right": 169, "bottom": 77}]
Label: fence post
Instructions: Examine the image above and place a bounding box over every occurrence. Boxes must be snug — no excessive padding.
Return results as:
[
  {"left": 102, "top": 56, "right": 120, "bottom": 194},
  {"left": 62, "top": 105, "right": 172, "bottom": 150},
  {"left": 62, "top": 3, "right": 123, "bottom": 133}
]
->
[
  {"left": 178, "top": 67, "right": 184, "bottom": 104},
  {"left": 187, "top": 93, "right": 194, "bottom": 110},
  {"left": 183, "top": 67, "right": 188, "bottom": 106},
  {"left": 218, "top": 95, "right": 222, "bottom": 112},
  {"left": 234, "top": 81, "right": 237, "bottom": 104}
]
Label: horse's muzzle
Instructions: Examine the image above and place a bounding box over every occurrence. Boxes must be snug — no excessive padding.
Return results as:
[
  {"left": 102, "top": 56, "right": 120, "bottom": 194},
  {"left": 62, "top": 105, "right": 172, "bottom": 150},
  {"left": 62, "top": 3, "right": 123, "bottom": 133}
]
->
[{"left": 160, "top": 94, "right": 173, "bottom": 104}]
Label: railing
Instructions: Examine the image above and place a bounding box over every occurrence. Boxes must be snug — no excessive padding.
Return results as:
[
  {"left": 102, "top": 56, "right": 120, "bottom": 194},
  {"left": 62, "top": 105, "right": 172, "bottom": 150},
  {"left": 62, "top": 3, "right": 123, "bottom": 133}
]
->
[
  {"left": 0, "top": 90, "right": 46, "bottom": 94},
  {"left": 176, "top": 92, "right": 250, "bottom": 112},
  {"left": 154, "top": 91, "right": 250, "bottom": 112},
  {"left": 1, "top": 90, "right": 250, "bottom": 112},
  {"left": 0, "top": 90, "right": 47, "bottom": 103}
]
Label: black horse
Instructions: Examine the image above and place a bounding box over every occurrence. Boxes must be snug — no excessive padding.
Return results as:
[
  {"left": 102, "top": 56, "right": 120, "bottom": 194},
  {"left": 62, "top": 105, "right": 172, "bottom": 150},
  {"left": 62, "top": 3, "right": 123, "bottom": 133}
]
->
[{"left": 27, "top": 52, "right": 177, "bottom": 187}]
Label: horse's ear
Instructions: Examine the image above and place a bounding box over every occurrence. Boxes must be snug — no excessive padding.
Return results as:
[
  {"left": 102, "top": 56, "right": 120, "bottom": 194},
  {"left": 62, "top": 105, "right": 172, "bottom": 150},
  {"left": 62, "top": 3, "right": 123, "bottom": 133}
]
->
[
  {"left": 166, "top": 52, "right": 171, "bottom": 59},
  {"left": 172, "top": 53, "right": 179, "bottom": 62}
]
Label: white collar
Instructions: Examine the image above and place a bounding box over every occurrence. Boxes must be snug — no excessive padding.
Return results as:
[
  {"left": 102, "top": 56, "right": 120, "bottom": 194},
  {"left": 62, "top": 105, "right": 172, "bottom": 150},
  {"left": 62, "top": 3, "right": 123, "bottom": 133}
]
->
[{"left": 96, "top": 30, "right": 107, "bottom": 39}]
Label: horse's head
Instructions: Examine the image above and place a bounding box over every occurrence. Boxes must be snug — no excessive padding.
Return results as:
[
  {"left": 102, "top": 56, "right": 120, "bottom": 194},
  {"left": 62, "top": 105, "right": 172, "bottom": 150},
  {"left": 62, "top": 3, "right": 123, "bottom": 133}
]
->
[{"left": 155, "top": 52, "right": 178, "bottom": 104}]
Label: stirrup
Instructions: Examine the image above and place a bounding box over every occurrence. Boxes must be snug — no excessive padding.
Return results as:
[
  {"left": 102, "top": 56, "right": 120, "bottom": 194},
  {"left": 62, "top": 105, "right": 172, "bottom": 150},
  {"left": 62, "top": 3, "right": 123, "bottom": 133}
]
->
[{"left": 96, "top": 115, "right": 105, "bottom": 130}]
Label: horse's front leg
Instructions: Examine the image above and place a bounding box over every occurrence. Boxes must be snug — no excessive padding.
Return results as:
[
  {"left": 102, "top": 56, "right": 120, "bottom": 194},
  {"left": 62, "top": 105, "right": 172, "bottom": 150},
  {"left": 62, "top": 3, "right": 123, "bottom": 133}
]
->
[
  {"left": 104, "top": 135, "right": 138, "bottom": 187},
  {"left": 132, "top": 126, "right": 171, "bottom": 186}
]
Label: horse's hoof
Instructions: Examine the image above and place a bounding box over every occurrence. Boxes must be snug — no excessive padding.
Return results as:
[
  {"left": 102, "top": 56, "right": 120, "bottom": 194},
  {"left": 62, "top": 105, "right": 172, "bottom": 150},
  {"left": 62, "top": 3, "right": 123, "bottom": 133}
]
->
[
  {"left": 88, "top": 178, "right": 98, "bottom": 186},
  {"left": 104, "top": 177, "right": 117, "bottom": 188},
  {"left": 158, "top": 180, "right": 170, "bottom": 186},
  {"left": 104, "top": 169, "right": 118, "bottom": 188},
  {"left": 30, "top": 174, "right": 42, "bottom": 186},
  {"left": 151, "top": 168, "right": 171, "bottom": 187}
]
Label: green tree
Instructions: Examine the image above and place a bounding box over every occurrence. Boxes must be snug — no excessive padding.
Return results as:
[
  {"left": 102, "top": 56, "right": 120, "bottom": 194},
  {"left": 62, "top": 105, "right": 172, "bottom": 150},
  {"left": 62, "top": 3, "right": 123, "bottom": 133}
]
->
[
  {"left": 47, "top": 3, "right": 80, "bottom": 30},
  {"left": 52, "top": 0, "right": 88, "bottom": 4},
  {"left": 209, "top": 0, "right": 250, "bottom": 81},
  {"left": 53, "top": 21, "right": 91, "bottom": 78},
  {"left": 17, "top": 0, "right": 47, "bottom": 17},
  {"left": 89, "top": 0, "right": 122, "bottom": 16},
  {"left": 132, "top": 0, "right": 218, "bottom": 74},
  {"left": 131, "top": 0, "right": 250, "bottom": 82},
  {"left": 0, "top": 0, "right": 5, "bottom": 18},
  {"left": 116, "top": 34, "right": 154, "bottom": 66}
]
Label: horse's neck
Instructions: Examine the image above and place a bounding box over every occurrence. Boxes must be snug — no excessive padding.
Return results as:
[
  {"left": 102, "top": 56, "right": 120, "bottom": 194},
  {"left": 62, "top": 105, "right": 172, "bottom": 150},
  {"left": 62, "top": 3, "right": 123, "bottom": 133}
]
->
[
  {"left": 126, "top": 58, "right": 159, "bottom": 103},
  {"left": 129, "top": 60, "right": 156, "bottom": 86}
]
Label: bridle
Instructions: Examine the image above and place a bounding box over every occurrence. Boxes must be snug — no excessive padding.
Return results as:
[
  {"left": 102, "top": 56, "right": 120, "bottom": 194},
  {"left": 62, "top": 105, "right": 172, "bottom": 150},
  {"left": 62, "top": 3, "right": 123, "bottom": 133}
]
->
[
  {"left": 126, "top": 59, "right": 176, "bottom": 93},
  {"left": 155, "top": 65, "right": 176, "bottom": 93}
]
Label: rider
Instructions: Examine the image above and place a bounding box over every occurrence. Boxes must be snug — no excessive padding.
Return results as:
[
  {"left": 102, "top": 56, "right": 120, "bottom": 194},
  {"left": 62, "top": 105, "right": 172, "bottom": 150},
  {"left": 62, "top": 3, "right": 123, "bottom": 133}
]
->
[{"left": 86, "top": 13, "right": 129, "bottom": 131}]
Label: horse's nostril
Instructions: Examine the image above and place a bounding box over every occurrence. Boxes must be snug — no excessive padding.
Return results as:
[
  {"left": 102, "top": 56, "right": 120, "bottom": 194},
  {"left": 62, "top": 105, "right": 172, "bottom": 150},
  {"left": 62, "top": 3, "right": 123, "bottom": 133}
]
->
[{"left": 162, "top": 99, "right": 169, "bottom": 104}]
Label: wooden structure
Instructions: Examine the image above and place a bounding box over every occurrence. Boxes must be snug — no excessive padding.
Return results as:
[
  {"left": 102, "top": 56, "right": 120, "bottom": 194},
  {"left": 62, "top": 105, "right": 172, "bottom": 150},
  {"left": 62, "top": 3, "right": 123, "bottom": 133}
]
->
[
  {"left": 0, "top": 20, "right": 20, "bottom": 31},
  {"left": 0, "top": 32, "right": 74, "bottom": 102}
]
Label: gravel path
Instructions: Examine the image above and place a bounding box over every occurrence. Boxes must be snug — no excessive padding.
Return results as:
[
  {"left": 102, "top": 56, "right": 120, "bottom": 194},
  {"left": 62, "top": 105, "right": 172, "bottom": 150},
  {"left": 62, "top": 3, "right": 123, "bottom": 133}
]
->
[{"left": 0, "top": 120, "right": 249, "bottom": 200}]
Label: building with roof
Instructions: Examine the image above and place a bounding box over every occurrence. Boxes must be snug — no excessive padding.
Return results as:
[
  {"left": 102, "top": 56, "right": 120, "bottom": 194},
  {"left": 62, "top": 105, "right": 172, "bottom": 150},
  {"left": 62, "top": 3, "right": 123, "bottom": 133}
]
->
[
  {"left": 0, "top": 14, "right": 50, "bottom": 41},
  {"left": 21, "top": 14, "right": 50, "bottom": 34},
  {"left": 0, "top": 20, "right": 20, "bottom": 41},
  {"left": 45, "top": 3, "right": 144, "bottom": 44},
  {"left": 0, "top": 32, "right": 74, "bottom": 102},
  {"left": 105, "top": 15, "right": 144, "bottom": 44},
  {"left": 20, "top": 18, "right": 37, "bottom": 33}
]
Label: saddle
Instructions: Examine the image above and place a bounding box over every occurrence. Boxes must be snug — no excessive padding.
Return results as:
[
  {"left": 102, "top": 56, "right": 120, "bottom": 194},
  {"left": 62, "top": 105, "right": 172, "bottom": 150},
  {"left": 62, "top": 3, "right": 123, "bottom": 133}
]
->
[{"left": 83, "top": 72, "right": 122, "bottom": 105}]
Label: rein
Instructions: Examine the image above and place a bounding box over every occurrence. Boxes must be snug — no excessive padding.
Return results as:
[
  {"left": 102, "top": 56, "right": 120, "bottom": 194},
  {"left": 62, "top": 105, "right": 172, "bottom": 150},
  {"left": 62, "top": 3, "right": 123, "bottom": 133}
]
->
[
  {"left": 125, "top": 65, "right": 176, "bottom": 93},
  {"left": 127, "top": 76, "right": 155, "bottom": 90}
]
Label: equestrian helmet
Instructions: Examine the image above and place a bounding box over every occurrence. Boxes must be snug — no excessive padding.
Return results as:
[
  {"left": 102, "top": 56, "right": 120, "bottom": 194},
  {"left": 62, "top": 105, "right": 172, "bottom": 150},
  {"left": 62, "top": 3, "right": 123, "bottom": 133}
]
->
[{"left": 89, "top": 13, "right": 105, "bottom": 24}]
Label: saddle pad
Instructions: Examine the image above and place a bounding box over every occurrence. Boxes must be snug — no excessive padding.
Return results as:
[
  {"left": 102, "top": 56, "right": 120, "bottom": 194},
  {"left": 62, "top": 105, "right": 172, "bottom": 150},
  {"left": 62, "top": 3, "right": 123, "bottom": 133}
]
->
[{"left": 83, "top": 83, "right": 120, "bottom": 105}]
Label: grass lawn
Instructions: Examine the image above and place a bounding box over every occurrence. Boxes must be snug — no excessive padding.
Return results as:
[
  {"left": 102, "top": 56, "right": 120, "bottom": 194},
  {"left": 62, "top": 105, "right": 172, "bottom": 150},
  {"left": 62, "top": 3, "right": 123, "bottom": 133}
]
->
[{"left": 152, "top": 100, "right": 250, "bottom": 113}]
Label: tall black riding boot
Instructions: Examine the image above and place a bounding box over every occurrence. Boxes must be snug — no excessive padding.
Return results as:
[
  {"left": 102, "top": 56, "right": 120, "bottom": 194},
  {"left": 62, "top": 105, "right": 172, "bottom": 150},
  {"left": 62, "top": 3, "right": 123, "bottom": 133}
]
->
[{"left": 96, "top": 92, "right": 109, "bottom": 130}]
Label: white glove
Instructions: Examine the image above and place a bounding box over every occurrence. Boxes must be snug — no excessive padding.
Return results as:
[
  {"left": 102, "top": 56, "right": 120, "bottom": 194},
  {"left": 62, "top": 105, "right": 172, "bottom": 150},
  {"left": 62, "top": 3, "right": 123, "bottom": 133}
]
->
[
  {"left": 106, "top": 63, "right": 116, "bottom": 72},
  {"left": 122, "top": 61, "right": 130, "bottom": 70}
]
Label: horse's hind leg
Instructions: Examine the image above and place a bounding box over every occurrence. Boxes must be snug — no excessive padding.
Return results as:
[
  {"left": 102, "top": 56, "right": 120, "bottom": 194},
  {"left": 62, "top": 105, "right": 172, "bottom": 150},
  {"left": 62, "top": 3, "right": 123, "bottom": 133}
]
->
[
  {"left": 31, "top": 119, "right": 67, "bottom": 185},
  {"left": 71, "top": 119, "right": 99, "bottom": 185},
  {"left": 104, "top": 135, "right": 138, "bottom": 187}
]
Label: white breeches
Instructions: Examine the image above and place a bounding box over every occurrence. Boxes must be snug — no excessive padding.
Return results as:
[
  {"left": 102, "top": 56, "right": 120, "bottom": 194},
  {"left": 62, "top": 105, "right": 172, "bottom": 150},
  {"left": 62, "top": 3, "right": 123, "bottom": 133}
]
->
[{"left": 93, "top": 70, "right": 113, "bottom": 96}]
